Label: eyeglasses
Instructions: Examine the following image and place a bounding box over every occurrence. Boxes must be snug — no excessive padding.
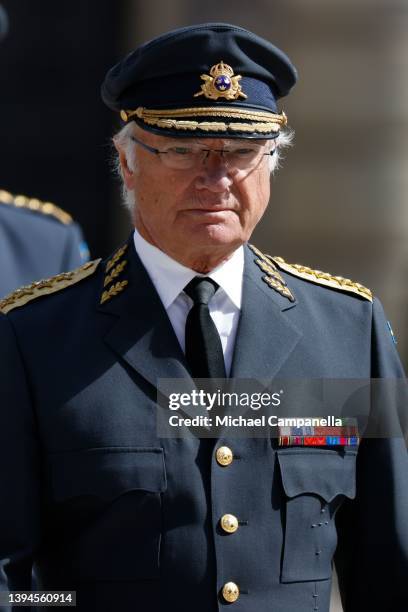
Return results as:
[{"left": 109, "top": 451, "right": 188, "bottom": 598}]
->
[{"left": 130, "top": 135, "right": 276, "bottom": 171}]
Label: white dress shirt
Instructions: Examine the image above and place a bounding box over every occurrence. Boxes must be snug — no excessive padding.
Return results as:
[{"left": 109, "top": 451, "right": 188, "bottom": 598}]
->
[{"left": 133, "top": 229, "right": 243, "bottom": 375}]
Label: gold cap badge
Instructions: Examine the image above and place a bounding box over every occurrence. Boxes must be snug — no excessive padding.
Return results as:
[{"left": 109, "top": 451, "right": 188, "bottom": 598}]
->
[{"left": 194, "top": 61, "right": 247, "bottom": 101}]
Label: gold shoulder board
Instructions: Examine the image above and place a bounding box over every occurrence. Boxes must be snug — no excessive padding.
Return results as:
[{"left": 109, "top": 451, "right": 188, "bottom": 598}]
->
[
  {"left": 0, "top": 189, "right": 73, "bottom": 225},
  {"left": 0, "top": 259, "right": 101, "bottom": 314},
  {"left": 271, "top": 256, "right": 372, "bottom": 302}
]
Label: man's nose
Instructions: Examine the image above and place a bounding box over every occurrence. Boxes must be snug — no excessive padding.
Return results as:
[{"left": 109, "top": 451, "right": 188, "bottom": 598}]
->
[{"left": 195, "top": 151, "right": 234, "bottom": 191}]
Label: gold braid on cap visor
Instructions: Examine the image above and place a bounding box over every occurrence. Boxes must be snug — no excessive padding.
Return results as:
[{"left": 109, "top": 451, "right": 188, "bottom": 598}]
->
[{"left": 120, "top": 106, "right": 288, "bottom": 134}]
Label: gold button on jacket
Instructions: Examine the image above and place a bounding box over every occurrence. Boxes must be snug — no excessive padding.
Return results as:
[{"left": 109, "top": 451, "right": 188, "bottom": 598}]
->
[
  {"left": 222, "top": 582, "right": 240, "bottom": 603},
  {"left": 216, "top": 446, "right": 233, "bottom": 466},
  {"left": 220, "top": 514, "right": 239, "bottom": 533}
]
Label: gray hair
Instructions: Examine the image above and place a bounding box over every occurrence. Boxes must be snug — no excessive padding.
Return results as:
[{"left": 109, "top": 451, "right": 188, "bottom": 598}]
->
[{"left": 113, "top": 123, "right": 294, "bottom": 212}]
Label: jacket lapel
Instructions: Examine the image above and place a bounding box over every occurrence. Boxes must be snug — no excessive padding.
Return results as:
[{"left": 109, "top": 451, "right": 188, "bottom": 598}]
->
[
  {"left": 230, "top": 245, "right": 302, "bottom": 380},
  {"left": 98, "top": 237, "right": 190, "bottom": 389},
  {"left": 97, "top": 237, "right": 210, "bottom": 423}
]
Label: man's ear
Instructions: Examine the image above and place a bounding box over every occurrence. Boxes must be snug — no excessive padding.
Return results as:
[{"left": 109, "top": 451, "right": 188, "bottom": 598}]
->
[{"left": 114, "top": 140, "right": 135, "bottom": 189}]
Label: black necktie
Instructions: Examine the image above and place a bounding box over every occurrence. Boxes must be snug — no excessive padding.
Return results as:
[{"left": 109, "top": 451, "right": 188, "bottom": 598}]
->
[{"left": 184, "top": 277, "right": 227, "bottom": 379}]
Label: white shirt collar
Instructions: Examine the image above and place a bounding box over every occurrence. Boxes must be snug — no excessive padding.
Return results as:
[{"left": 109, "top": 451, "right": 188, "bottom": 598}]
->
[{"left": 133, "top": 228, "right": 243, "bottom": 310}]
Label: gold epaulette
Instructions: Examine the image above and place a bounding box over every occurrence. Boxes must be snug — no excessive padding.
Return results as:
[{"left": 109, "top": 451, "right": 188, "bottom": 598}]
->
[
  {"left": 0, "top": 259, "right": 101, "bottom": 314},
  {"left": 270, "top": 256, "right": 373, "bottom": 302},
  {"left": 0, "top": 189, "right": 73, "bottom": 225}
]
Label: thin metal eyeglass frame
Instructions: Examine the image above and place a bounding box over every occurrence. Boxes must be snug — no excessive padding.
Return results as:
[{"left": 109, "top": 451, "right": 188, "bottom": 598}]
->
[{"left": 129, "top": 135, "right": 276, "bottom": 167}]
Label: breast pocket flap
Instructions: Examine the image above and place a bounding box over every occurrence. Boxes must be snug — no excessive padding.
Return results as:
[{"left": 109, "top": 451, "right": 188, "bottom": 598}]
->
[
  {"left": 277, "top": 449, "right": 356, "bottom": 502},
  {"left": 49, "top": 447, "right": 166, "bottom": 501}
]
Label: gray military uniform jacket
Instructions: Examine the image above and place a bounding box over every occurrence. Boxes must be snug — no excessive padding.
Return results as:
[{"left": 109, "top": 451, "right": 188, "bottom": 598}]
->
[{"left": 0, "top": 238, "right": 407, "bottom": 611}]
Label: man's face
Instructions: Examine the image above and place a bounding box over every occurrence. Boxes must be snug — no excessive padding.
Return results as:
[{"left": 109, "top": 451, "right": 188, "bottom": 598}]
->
[{"left": 118, "top": 126, "right": 274, "bottom": 272}]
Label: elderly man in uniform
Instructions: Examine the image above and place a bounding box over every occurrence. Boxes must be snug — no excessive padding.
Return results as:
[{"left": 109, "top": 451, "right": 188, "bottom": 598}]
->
[
  {"left": 0, "top": 23, "right": 407, "bottom": 612},
  {"left": 0, "top": 5, "right": 88, "bottom": 298}
]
